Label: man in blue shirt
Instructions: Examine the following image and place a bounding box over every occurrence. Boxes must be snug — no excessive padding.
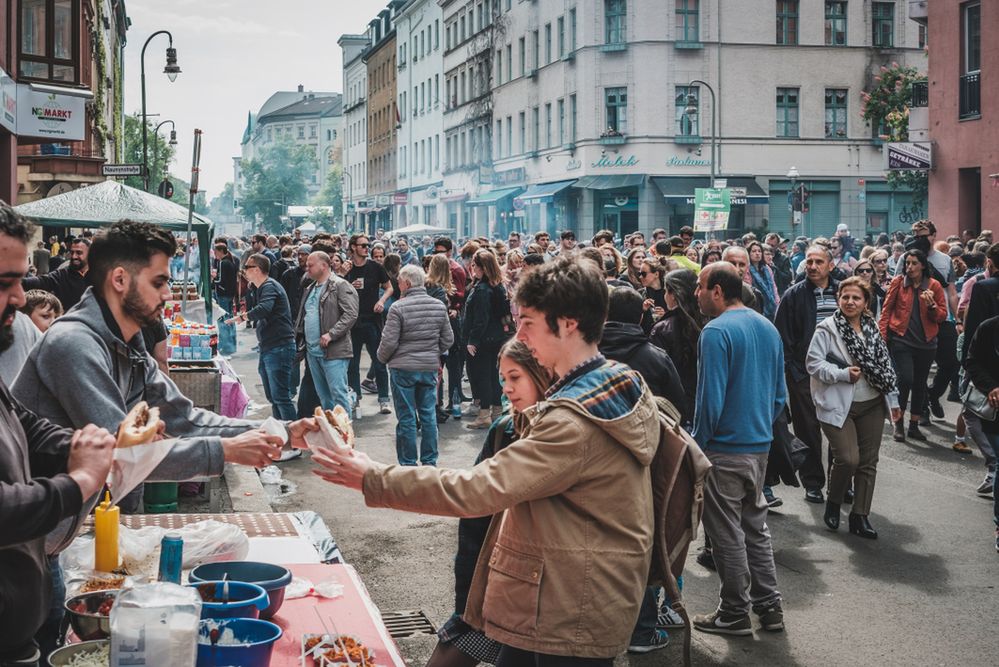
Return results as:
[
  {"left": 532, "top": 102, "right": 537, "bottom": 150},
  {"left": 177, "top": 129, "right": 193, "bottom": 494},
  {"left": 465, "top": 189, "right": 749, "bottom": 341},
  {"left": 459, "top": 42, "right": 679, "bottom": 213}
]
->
[{"left": 691, "top": 262, "right": 787, "bottom": 637}]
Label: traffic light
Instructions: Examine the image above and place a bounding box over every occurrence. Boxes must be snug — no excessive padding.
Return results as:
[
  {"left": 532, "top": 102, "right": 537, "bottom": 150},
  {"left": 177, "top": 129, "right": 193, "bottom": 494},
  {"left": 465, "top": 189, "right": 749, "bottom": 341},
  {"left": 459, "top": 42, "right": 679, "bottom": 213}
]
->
[
  {"left": 800, "top": 186, "right": 810, "bottom": 214},
  {"left": 233, "top": 198, "right": 239, "bottom": 210},
  {"left": 791, "top": 189, "right": 802, "bottom": 212}
]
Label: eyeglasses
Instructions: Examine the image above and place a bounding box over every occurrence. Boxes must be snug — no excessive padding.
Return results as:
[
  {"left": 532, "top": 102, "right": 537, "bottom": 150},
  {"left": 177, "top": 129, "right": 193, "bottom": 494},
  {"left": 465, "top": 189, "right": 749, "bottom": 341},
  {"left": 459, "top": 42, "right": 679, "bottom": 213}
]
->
[
  {"left": 637, "top": 271, "right": 648, "bottom": 278},
  {"left": 856, "top": 268, "right": 874, "bottom": 275},
  {"left": 355, "top": 243, "right": 370, "bottom": 248}
]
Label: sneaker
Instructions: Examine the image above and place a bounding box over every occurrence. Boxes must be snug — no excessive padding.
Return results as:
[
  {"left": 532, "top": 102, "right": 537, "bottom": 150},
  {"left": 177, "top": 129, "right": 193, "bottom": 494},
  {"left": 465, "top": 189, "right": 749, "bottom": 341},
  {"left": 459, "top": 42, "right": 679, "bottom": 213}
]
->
[
  {"left": 360, "top": 378, "right": 378, "bottom": 395},
  {"left": 277, "top": 448, "right": 302, "bottom": 462},
  {"left": 627, "top": 628, "right": 669, "bottom": 654},
  {"left": 928, "top": 397, "right": 945, "bottom": 419},
  {"left": 755, "top": 603, "right": 785, "bottom": 632},
  {"left": 976, "top": 473, "right": 995, "bottom": 496},
  {"left": 657, "top": 606, "right": 686, "bottom": 629},
  {"left": 692, "top": 610, "right": 753, "bottom": 636},
  {"left": 953, "top": 441, "right": 972, "bottom": 454},
  {"left": 695, "top": 548, "right": 716, "bottom": 571},
  {"left": 378, "top": 401, "right": 392, "bottom": 415},
  {"left": 763, "top": 486, "right": 783, "bottom": 508}
]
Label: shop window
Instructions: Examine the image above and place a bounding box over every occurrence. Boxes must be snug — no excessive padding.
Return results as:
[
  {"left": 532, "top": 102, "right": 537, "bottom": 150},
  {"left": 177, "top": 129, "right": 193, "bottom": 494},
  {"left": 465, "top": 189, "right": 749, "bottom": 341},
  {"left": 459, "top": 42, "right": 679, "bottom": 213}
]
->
[
  {"left": 676, "top": 0, "right": 699, "bottom": 42},
  {"left": 825, "top": 1, "right": 846, "bottom": 46},
  {"left": 605, "top": 87, "right": 628, "bottom": 135},
  {"left": 776, "top": 87, "right": 799, "bottom": 137},
  {"left": 776, "top": 0, "right": 798, "bottom": 46},
  {"left": 872, "top": 2, "right": 894, "bottom": 48},
  {"left": 675, "top": 86, "right": 698, "bottom": 136},
  {"left": 605, "top": 0, "right": 626, "bottom": 45},
  {"left": 19, "top": 0, "right": 79, "bottom": 83},
  {"left": 824, "top": 88, "right": 848, "bottom": 138}
]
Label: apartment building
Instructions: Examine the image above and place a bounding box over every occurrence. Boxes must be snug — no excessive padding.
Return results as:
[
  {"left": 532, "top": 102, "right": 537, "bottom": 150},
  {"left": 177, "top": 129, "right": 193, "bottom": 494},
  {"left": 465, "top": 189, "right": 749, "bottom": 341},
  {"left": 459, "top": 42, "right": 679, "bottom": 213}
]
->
[
  {"left": 363, "top": 5, "right": 400, "bottom": 232},
  {"left": 340, "top": 33, "right": 369, "bottom": 231}
]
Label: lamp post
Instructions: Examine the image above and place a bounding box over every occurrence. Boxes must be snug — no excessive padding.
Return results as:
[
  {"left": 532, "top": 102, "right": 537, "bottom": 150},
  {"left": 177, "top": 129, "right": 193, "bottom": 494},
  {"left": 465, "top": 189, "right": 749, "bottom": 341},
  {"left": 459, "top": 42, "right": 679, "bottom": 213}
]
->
[
  {"left": 151, "top": 120, "right": 177, "bottom": 191},
  {"left": 684, "top": 79, "right": 717, "bottom": 188},
  {"left": 786, "top": 165, "right": 802, "bottom": 228},
  {"left": 141, "top": 31, "right": 181, "bottom": 191}
]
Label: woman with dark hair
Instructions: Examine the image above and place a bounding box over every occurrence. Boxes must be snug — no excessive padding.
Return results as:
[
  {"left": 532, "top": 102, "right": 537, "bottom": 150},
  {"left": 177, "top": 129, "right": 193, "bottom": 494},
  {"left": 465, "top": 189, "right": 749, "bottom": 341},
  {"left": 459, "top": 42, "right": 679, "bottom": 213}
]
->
[
  {"left": 638, "top": 257, "right": 669, "bottom": 332},
  {"left": 462, "top": 249, "right": 510, "bottom": 429},
  {"left": 807, "top": 277, "right": 900, "bottom": 539},
  {"left": 427, "top": 340, "right": 554, "bottom": 667},
  {"left": 620, "top": 247, "right": 647, "bottom": 289},
  {"left": 747, "top": 241, "right": 780, "bottom": 320},
  {"left": 650, "top": 269, "right": 704, "bottom": 427},
  {"left": 700, "top": 248, "right": 722, "bottom": 267},
  {"left": 879, "top": 249, "right": 947, "bottom": 442}
]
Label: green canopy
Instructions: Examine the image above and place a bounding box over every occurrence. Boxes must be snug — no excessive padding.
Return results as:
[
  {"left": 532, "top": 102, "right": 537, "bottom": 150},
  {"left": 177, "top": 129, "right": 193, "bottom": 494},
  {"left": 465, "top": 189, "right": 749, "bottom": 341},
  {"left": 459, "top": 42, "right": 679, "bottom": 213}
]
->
[{"left": 15, "top": 180, "right": 215, "bottom": 319}]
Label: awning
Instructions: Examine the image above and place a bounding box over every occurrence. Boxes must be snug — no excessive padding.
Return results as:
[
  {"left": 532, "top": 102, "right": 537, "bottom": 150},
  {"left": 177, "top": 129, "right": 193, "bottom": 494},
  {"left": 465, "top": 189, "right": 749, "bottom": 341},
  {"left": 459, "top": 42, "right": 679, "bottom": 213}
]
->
[
  {"left": 573, "top": 174, "right": 645, "bottom": 190},
  {"left": 651, "top": 176, "right": 769, "bottom": 204},
  {"left": 515, "top": 179, "right": 577, "bottom": 204},
  {"left": 466, "top": 186, "right": 524, "bottom": 207}
]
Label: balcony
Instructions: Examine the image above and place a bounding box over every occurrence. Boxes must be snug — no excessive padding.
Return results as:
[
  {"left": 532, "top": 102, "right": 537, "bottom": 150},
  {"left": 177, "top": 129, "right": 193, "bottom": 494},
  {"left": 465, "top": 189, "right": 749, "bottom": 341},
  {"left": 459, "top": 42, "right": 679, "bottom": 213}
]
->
[
  {"left": 674, "top": 134, "right": 702, "bottom": 145},
  {"left": 675, "top": 41, "right": 703, "bottom": 50},
  {"left": 960, "top": 72, "right": 981, "bottom": 120},
  {"left": 908, "top": 0, "right": 928, "bottom": 24},
  {"left": 598, "top": 134, "right": 627, "bottom": 145},
  {"left": 599, "top": 42, "right": 627, "bottom": 53}
]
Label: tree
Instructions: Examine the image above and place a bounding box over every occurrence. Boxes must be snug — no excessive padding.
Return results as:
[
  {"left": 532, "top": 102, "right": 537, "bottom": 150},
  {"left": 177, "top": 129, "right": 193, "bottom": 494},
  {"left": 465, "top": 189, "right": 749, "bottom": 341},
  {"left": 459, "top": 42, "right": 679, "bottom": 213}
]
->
[
  {"left": 209, "top": 182, "right": 235, "bottom": 217},
  {"left": 311, "top": 165, "right": 343, "bottom": 229},
  {"left": 238, "top": 137, "right": 317, "bottom": 234},
  {"left": 166, "top": 174, "right": 208, "bottom": 215},
  {"left": 121, "top": 114, "right": 175, "bottom": 191},
  {"left": 861, "top": 63, "right": 928, "bottom": 207}
]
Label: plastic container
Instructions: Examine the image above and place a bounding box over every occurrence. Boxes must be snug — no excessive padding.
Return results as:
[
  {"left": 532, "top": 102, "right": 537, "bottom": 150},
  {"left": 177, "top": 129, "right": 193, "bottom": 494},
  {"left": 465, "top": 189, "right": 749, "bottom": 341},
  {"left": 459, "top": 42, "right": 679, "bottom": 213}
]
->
[
  {"left": 144, "top": 481, "right": 179, "bottom": 513},
  {"left": 196, "top": 618, "right": 282, "bottom": 667},
  {"left": 189, "top": 562, "right": 292, "bottom": 619},
  {"left": 188, "top": 581, "right": 269, "bottom": 619},
  {"left": 93, "top": 491, "right": 119, "bottom": 572}
]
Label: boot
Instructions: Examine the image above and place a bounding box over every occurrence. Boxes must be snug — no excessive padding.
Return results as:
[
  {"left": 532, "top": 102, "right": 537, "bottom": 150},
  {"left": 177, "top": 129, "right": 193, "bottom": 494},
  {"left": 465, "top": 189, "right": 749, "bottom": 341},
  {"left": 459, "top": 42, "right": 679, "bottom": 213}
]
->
[
  {"left": 490, "top": 405, "right": 504, "bottom": 420},
  {"left": 907, "top": 420, "right": 927, "bottom": 442},
  {"left": 848, "top": 513, "right": 878, "bottom": 539},
  {"left": 465, "top": 409, "right": 491, "bottom": 430},
  {"left": 892, "top": 420, "right": 906, "bottom": 442},
  {"left": 823, "top": 501, "right": 841, "bottom": 531}
]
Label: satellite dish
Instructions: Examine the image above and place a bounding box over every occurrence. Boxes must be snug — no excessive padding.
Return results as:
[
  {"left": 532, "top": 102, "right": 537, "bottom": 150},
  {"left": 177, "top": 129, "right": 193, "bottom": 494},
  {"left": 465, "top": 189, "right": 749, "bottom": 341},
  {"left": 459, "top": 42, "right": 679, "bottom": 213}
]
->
[{"left": 46, "top": 182, "right": 74, "bottom": 198}]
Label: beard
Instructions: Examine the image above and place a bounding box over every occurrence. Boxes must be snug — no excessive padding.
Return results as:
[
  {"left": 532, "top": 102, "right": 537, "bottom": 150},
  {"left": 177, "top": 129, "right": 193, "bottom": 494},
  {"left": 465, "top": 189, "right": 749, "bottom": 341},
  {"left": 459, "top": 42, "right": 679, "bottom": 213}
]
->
[
  {"left": 122, "top": 282, "right": 163, "bottom": 329},
  {"left": 0, "top": 304, "right": 16, "bottom": 353},
  {"left": 68, "top": 257, "right": 85, "bottom": 271}
]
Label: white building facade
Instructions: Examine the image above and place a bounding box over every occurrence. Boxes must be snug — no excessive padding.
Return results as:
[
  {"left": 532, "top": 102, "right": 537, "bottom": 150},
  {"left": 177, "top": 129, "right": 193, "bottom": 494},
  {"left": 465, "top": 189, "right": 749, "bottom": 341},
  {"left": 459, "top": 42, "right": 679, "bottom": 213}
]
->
[
  {"left": 394, "top": 0, "right": 446, "bottom": 230},
  {"left": 486, "top": 0, "right": 927, "bottom": 242},
  {"left": 340, "top": 34, "right": 370, "bottom": 231}
]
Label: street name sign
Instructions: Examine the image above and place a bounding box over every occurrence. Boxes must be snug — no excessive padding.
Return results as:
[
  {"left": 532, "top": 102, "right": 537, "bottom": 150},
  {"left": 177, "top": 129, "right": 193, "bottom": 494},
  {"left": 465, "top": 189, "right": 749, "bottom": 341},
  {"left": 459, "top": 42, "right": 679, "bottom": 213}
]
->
[{"left": 102, "top": 164, "right": 144, "bottom": 177}]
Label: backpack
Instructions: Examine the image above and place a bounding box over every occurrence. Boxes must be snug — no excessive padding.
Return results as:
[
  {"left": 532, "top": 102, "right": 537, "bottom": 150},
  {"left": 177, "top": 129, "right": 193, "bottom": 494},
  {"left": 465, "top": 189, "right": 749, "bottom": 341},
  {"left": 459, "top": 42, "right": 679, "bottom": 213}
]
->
[{"left": 647, "top": 395, "right": 712, "bottom": 666}]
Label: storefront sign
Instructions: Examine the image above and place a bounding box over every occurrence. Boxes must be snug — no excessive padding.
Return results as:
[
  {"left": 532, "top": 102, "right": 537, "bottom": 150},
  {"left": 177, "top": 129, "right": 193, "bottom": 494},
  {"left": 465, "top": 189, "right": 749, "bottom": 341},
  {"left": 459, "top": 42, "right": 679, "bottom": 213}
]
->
[
  {"left": 377, "top": 194, "right": 391, "bottom": 206},
  {"left": 393, "top": 192, "right": 408, "bottom": 205},
  {"left": 0, "top": 68, "right": 15, "bottom": 133},
  {"left": 591, "top": 155, "right": 639, "bottom": 168},
  {"left": 16, "top": 84, "right": 86, "bottom": 141},
  {"left": 666, "top": 155, "right": 712, "bottom": 168},
  {"left": 884, "top": 142, "right": 931, "bottom": 171},
  {"left": 693, "top": 187, "right": 731, "bottom": 232},
  {"left": 566, "top": 159, "right": 582, "bottom": 171},
  {"left": 494, "top": 167, "right": 526, "bottom": 186}
]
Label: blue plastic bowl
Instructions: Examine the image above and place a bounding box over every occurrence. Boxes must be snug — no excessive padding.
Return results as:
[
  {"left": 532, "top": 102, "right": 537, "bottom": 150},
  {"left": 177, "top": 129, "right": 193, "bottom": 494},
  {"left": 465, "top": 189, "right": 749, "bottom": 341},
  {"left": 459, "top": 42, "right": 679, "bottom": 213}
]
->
[
  {"left": 188, "top": 580, "right": 269, "bottom": 620},
  {"left": 189, "top": 562, "right": 292, "bottom": 619},
  {"left": 196, "top": 618, "right": 282, "bottom": 667}
]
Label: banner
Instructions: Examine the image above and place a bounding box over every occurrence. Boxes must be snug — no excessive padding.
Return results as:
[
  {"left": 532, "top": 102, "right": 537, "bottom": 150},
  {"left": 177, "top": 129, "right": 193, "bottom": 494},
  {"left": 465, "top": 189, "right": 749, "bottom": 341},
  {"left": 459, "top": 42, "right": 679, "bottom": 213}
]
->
[
  {"left": 16, "top": 84, "right": 86, "bottom": 141},
  {"left": 693, "top": 187, "right": 732, "bottom": 232}
]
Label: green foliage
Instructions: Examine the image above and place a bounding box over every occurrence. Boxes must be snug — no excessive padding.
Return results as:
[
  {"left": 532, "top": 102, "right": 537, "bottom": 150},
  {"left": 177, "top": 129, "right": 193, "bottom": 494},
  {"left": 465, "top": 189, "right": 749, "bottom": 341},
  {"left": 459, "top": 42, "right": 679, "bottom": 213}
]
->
[
  {"left": 312, "top": 165, "right": 343, "bottom": 227},
  {"left": 91, "top": 1, "right": 108, "bottom": 149},
  {"left": 121, "top": 114, "right": 176, "bottom": 191},
  {"left": 861, "top": 63, "right": 929, "bottom": 207},
  {"left": 238, "top": 137, "right": 317, "bottom": 234},
  {"left": 164, "top": 174, "right": 208, "bottom": 215},
  {"left": 209, "top": 182, "right": 235, "bottom": 217}
]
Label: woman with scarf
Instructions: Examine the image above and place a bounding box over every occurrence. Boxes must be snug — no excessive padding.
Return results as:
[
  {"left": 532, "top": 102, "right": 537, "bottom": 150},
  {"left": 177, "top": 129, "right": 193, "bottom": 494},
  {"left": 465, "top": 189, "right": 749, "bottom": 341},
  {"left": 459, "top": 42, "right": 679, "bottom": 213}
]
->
[
  {"left": 747, "top": 241, "right": 780, "bottom": 320},
  {"left": 807, "top": 277, "right": 901, "bottom": 539}
]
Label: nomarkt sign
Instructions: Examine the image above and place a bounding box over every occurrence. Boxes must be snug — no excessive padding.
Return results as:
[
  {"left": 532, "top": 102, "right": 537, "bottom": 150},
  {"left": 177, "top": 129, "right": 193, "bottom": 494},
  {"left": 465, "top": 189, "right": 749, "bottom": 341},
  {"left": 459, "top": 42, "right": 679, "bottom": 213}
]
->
[{"left": 16, "top": 84, "right": 86, "bottom": 141}]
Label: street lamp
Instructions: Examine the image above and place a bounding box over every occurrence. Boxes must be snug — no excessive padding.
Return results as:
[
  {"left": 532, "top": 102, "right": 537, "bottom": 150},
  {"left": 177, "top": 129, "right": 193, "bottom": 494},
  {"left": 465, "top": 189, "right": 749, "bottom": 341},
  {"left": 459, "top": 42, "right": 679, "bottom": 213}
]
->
[
  {"left": 786, "top": 165, "right": 803, "bottom": 228},
  {"left": 683, "top": 79, "right": 717, "bottom": 188},
  {"left": 141, "top": 31, "right": 180, "bottom": 191},
  {"left": 151, "top": 120, "right": 177, "bottom": 191}
]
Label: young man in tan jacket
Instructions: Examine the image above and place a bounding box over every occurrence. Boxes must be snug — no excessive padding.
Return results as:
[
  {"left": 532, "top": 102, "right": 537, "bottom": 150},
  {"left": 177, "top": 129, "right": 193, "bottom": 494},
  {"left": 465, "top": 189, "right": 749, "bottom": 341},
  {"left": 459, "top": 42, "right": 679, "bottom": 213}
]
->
[{"left": 310, "top": 257, "right": 660, "bottom": 666}]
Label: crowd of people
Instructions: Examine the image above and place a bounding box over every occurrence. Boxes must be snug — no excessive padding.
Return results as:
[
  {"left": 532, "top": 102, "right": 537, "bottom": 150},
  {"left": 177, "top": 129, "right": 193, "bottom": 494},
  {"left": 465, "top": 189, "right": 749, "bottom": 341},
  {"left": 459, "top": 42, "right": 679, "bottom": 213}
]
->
[{"left": 2, "top": 194, "right": 998, "bottom": 665}]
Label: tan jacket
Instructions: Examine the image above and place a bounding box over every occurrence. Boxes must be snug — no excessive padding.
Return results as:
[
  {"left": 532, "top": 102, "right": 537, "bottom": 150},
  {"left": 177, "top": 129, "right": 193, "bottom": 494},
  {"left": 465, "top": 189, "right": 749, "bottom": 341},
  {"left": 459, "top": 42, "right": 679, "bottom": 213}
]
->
[
  {"left": 294, "top": 276, "right": 359, "bottom": 360},
  {"left": 363, "top": 366, "right": 659, "bottom": 658}
]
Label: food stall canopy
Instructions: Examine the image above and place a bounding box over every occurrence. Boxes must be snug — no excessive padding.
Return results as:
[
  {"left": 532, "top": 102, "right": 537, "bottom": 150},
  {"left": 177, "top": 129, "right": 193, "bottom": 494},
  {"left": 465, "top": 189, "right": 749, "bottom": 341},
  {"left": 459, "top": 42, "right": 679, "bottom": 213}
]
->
[
  {"left": 15, "top": 180, "right": 215, "bottom": 318},
  {"left": 391, "top": 222, "right": 453, "bottom": 236}
]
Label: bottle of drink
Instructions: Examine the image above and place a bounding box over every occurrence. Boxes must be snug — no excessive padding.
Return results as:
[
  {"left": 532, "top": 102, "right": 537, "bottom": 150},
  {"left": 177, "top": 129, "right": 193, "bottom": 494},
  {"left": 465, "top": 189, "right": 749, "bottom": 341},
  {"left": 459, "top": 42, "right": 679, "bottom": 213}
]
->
[
  {"left": 157, "top": 533, "right": 184, "bottom": 584},
  {"left": 94, "top": 491, "right": 119, "bottom": 572}
]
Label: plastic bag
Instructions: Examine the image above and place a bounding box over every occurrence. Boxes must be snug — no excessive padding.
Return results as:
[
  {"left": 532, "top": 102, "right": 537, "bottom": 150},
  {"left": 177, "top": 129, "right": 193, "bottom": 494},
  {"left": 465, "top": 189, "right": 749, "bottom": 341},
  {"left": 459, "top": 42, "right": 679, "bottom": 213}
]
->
[
  {"left": 180, "top": 520, "right": 249, "bottom": 569},
  {"left": 285, "top": 577, "right": 314, "bottom": 600},
  {"left": 107, "top": 438, "right": 179, "bottom": 502},
  {"left": 110, "top": 582, "right": 201, "bottom": 666}
]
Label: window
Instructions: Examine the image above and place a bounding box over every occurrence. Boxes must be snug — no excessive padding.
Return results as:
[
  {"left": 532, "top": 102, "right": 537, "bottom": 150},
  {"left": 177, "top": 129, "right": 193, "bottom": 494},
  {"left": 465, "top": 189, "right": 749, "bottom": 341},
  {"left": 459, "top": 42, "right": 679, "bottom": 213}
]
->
[
  {"left": 519, "top": 111, "right": 526, "bottom": 153},
  {"left": 918, "top": 24, "right": 927, "bottom": 49},
  {"left": 545, "top": 23, "right": 552, "bottom": 63},
  {"left": 824, "top": 1, "right": 846, "bottom": 46},
  {"left": 533, "top": 30, "right": 540, "bottom": 68},
  {"left": 558, "top": 17, "right": 565, "bottom": 57},
  {"left": 435, "top": 19, "right": 440, "bottom": 49},
  {"left": 605, "top": 0, "right": 626, "bottom": 44},
  {"left": 496, "top": 49, "right": 503, "bottom": 85},
  {"left": 506, "top": 116, "right": 513, "bottom": 158},
  {"left": 824, "top": 88, "right": 848, "bottom": 138},
  {"left": 532, "top": 106, "right": 540, "bottom": 150},
  {"left": 435, "top": 135, "right": 440, "bottom": 169},
  {"left": 519, "top": 37, "right": 526, "bottom": 75},
  {"left": 557, "top": 98, "right": 565, "bottom": 144},
  {"left": 776, "top": 1, "right": 798, "bottom": 45},
  {"left": 506, "top": 44, "right": 512, "bottom": 81},
  {"left": 310, "top": 124, "right": 317, "bottom": 138},
  {"left": 776, "top": 87, "right": 799, "bottom": 137},
  {"left": 570, "top": 94, "right": 577, "bottom": 140},
  {"left": 676, "top": 0, "right": 699, "bottom": 42},
  {"left": 964, "top": 2, "right": 980, "bottom": 73},
  {"left": 435, "top": 74, "right": 439, "bottom": 106},
  {"left": 570, "top": 8, "right": 577, "bottom": 50},
  {"left": 675, "top": 86, "right": 698, "bottom": 136},
  {"left": 19, "top": 0, "right": 80, "bottom": 82},
  {"left": 545, "top": 103, "right": 552, "bottom": 148},
  {"left": 872, "top": 2, "right": 894, "bottom": 48},
  {"left": 606, "top": 87, "right": 628, "bottom": 134},
  {"left": 494, "top": 121, "right": 501, "bottom": 158},
  {"left": 298, "top": 125, "right": 305, "bottom": 139}
]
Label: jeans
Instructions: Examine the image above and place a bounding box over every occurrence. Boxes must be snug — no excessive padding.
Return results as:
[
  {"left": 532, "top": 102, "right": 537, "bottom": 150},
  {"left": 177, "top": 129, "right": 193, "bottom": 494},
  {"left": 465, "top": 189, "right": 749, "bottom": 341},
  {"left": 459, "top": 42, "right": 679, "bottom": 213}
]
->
[
  {"left": 927, "top": 320, "right": 959, "bottom": 404},
  {"left": 349, "top": 319, "right": 389, "bottom": 401},
  {"left": 495, "top": 647, "right": 612, "bottom": 667},
  {"left": 258, "top": 342, "right": 297, "bottom": 420},
  {"left": 964, "top": 412, "right": 997, "bottom": 471},
  {"left": 628, "top": 578, "right": 683, "bottom": 645},
  {"left": 308, "top": 354, "right": 352, "bottom": 412},
  {"left": 390, "top": 369, "right": 440, "bottom": 466},
  {"left": 466, "top": 340, "right": 503, "bottom": 409},
  {"left": 215, "top": 295, "right": 237, "bottom": 356},
  {"left": 889, "top": 339, "right": 936, "bottom": 417}
]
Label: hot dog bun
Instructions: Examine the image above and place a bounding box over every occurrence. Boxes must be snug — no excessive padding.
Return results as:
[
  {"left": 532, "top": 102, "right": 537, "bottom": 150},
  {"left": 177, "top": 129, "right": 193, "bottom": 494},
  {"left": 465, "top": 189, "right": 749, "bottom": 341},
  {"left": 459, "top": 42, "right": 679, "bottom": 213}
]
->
[
  {"left": 313, "top": 405, "right": 355, "bottom": 450},
  {"left": 117, "top": 401, "right": 162, "bottom": 448}
]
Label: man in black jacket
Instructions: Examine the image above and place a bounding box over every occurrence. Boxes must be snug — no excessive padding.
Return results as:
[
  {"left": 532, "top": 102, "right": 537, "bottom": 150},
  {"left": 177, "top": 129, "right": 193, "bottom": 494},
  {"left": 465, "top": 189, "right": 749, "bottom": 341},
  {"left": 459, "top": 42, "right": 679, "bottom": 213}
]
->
[
  {"left": 22, "top": 237, "right": 91, "bottom": 312},
  {"left": 961, "top": 243, "right": 999, "bottom": 363},
  {"left": 212, "top": 242, "right": 239, "bottom": 356},
  {"left": 281, "top": 244, "right": 311, "bottom": 320},
  {"left": 765, "top": 233, "right": 793, "bottom": 295},
  {"left": 774, "top": 246, "right": 840, "bottom": 503},
  {"left": 0, "top": 204, "right": 115, "bottom": 664}
]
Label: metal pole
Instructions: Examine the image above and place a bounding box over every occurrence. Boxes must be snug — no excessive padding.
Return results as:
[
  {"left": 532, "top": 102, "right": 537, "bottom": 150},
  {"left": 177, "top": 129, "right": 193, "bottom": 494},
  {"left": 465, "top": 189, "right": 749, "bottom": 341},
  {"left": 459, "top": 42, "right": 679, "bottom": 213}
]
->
[
  {"left": 182, "top": 129, "right": 203, "bottom": 317},
  {"left": 141, "top": 30, "right": 173, "bottom": 192},
  {"left": 688, "top": 79, "right": 718, "bottom": 237}
]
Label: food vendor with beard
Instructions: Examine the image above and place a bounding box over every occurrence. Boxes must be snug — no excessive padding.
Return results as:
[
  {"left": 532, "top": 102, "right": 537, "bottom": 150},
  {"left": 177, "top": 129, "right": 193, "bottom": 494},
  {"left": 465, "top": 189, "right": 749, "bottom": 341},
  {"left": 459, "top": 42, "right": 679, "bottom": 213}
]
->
[
  {"left": 11, "top": 219, "right": 319, "bottom": 654},
  {"left": 22, "top": 237, "right": 91, "bottom": 313},
  {"left": 0, "top": 203, "right": 117, "bottom": 666}
]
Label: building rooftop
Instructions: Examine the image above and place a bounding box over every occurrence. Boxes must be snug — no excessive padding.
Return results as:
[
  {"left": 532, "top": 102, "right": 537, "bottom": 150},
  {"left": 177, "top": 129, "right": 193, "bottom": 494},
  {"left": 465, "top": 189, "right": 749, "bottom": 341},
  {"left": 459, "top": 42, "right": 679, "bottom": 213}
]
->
[{"left": 258, "top": 94, "right": 343, "bottom": 124}]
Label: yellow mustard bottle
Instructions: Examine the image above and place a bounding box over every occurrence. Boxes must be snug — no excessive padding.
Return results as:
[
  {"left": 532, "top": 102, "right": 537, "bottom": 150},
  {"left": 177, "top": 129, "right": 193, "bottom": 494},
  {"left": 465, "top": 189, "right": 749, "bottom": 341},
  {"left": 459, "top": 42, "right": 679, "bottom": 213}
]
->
[{"left": 94, "top": 491, "right": 119, "bottom": 572}]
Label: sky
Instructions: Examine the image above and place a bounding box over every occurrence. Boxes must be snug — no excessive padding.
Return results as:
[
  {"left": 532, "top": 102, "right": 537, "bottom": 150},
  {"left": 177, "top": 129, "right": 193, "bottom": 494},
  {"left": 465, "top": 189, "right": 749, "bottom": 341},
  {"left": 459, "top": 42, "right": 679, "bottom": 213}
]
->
[{"left": 122, "top": 0, "right": 384, "bottom": 201}]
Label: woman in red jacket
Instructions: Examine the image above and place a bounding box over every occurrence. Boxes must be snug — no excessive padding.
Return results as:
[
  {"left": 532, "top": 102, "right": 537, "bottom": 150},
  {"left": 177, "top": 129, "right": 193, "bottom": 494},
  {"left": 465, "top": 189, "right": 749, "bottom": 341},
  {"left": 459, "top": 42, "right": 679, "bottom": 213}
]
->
[{"left": 878, "top": 249, "right": 947, "bottom": 442}]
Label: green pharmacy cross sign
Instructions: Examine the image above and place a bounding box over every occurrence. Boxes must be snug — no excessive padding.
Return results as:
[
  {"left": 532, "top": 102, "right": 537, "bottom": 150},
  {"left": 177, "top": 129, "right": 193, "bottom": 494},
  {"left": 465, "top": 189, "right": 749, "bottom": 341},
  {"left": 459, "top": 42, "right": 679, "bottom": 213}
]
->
[{"left": 693, "top": 187, "right": 731, "bottom": 232}]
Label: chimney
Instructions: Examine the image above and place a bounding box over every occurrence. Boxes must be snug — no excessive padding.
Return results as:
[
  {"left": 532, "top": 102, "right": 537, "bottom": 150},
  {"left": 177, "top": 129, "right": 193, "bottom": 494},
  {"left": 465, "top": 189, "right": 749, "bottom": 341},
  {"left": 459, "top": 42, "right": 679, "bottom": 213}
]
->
[{"left": 297, "top": 84, "right": 304, "bottom": 93}]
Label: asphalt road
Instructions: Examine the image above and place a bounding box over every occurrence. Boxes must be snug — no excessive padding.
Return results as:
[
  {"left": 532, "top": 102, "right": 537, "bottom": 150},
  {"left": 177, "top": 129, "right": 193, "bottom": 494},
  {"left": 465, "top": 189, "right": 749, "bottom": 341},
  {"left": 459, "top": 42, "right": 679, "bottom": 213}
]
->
[{"left": 227, "top": 326, "right": 996, "bottom": 666}]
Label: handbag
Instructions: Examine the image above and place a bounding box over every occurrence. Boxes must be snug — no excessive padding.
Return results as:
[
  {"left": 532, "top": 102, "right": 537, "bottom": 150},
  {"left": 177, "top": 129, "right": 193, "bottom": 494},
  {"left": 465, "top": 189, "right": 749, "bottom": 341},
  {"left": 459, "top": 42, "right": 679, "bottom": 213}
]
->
[{"left": 961, "top": 379, "right": 998, "bottom": 421}]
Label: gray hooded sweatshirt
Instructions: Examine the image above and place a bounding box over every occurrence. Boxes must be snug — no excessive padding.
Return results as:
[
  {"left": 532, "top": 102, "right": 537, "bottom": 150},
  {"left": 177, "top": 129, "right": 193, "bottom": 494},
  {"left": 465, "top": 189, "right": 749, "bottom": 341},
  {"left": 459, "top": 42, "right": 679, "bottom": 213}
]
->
[{"left": 12, "top": 288, "right": 260, "bottom": 553}]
